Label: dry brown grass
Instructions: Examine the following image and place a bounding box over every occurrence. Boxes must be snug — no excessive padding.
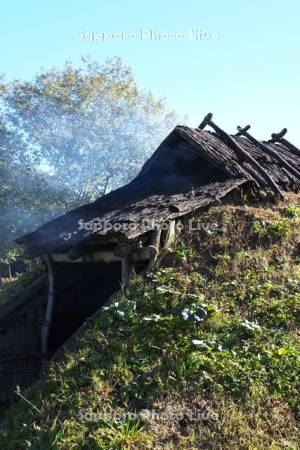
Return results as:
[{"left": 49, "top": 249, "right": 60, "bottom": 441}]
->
[{"left": 146, "top": 385, "right": 299, "bottom": 449}]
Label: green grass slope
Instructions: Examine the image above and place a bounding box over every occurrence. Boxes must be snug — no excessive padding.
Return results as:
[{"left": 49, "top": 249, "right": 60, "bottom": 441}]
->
[
  {"left": 1, "top": 195, "right": 300, "bottom": 449},
  {"left": 0, "top": 263, "right": 43, "bottom": 307}
]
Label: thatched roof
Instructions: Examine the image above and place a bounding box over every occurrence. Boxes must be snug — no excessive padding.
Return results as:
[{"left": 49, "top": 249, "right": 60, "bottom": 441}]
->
[{"left": 17, "top": 122, "right": 300, "bottom": 257}]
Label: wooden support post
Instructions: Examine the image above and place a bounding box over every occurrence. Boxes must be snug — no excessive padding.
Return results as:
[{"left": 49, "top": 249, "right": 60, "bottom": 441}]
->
[
  {"left": 147, "top": 229, "right": 162, "bottom": 272},
  {"left": 163, "top": 220, "right": 176, "bottom": 250},
  {"left": 157, "top": 220, "right": 177, "bottom": 266},
  {"left": 121, "top": 257, "right": 131, "bottom": 288}
]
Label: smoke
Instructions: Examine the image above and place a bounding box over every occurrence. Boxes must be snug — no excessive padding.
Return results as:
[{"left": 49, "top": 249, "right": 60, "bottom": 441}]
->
[{"left": 0, "top": 74, "right": 179, "bottom": 260}]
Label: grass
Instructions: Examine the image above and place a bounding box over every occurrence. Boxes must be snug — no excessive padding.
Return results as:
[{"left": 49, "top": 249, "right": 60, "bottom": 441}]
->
[
  {"left": 1, "top": 194, "right": 300, "bottom": 449},
  {"left": 0, "top": 262, "right": 44, "bottom": 307}
]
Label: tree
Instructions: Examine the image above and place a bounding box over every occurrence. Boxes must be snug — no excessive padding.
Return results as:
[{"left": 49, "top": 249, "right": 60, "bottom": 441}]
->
[
  {"left": 0, "top": 57, "right": 178, "bottom": 265},
  {"left": 2, "top": 57, "right": 177, "bottom": 203},
  {"left": 0, "top": 120, "right": 69, "bottom": 269}
]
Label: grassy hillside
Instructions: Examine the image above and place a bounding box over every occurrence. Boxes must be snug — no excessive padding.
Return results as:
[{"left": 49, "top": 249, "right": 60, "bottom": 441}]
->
[
  {"left": 1, "top": 195, "right": 300, "bottom": 449},
  {"left": 0, "top": 263, "right": 44, "bottom": 307}
]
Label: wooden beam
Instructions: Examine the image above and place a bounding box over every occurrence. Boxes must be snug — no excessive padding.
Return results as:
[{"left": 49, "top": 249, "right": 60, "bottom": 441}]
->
[
  {"left": 51, "top": 247, "right": 158, "bottom": 264},
  {"left": 51, "top": 251, "right": 122, "bottom": 264},
  {"left": 130, "top": 245, "right": 157, "bottom": 262}
]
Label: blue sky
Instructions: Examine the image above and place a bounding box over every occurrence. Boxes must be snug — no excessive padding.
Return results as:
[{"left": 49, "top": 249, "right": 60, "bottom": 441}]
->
[{"left": 1, "top": 0, "right": 300, "bottom": 141}]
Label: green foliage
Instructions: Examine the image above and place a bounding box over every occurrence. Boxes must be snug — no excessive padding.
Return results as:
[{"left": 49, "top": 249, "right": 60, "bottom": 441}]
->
[
  {"left": 92, "top": 416, "right": 151, "bottom": 449},
  {"left": 251, "top": 218, "right": 292, "bottom": 242},
  {"left": 0, "top": 262, "right": 43, "bottom": 306},
  {"left": 174, "top": 239, "right": 196, "bottom": 261},
  {"left": 280, "top": 204, "right": 300, "bottom": 218}
]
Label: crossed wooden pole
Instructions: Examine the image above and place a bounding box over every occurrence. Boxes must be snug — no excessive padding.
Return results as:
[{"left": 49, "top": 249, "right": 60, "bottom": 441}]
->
[
  {"left": 236, "top": 125, "right": 300, "bottom": 182},
  {"left": 198, "top": 113, "right": 284, "bottom": 199},
  {"left": 270, "top": 128, "right": 300, "bottom": 158}
]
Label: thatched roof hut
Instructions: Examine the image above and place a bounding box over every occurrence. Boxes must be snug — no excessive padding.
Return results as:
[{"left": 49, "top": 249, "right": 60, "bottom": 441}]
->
[
  {"left": 17, "top": 122, "right": 300, "bottom": 257},
  {"left": 1, "top": 114, "right": 299, "bottom": 407}
]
